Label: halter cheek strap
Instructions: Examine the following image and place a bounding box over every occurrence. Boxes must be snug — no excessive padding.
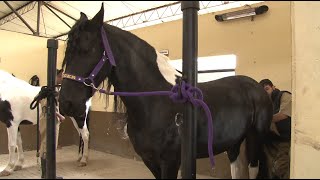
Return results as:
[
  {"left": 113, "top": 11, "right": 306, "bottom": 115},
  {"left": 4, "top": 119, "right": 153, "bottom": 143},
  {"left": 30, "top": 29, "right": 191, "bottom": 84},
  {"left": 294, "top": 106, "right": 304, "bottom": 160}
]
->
[{"left": 63, "top": 26, "right": 116, "bottom": 88}]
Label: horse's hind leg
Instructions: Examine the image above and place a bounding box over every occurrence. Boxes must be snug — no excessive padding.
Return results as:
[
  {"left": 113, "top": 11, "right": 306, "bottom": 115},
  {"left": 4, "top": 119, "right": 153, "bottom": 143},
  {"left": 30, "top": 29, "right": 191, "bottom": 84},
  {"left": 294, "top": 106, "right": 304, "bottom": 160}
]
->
[
  {"left": 227, "top": 142, "right": 244, "bottom": 179},
  {"left": 0, "top": 123, "right": 19, "bottom": 177},
  {"left": 246, "top": 130, "right": 260, "bottom": 179},
  {"left": 13, "top": 129, "right": 24, "bottom": 171}
]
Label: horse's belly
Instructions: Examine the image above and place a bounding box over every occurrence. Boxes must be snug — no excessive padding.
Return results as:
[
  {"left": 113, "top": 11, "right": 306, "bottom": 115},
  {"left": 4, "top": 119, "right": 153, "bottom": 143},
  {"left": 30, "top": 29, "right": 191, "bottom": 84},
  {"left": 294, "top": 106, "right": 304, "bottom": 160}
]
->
[{"left": 11, "top": 97, "right": 38, "bottom": 124}]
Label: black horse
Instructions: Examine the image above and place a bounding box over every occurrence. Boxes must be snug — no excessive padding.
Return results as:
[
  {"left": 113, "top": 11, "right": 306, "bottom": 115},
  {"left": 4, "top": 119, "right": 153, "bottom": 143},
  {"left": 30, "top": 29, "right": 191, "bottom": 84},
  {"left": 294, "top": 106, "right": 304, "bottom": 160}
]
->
[{"left": 58, "top": 4, "right": 273, "bottom": 179}]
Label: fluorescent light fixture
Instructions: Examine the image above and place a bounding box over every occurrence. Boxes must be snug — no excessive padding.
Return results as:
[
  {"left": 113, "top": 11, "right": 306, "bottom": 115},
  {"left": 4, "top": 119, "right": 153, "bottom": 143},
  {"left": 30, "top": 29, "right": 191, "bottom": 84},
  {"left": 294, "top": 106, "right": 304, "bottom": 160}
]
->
[{"left": 215, "top": 5, "right": 268, "bottom": 22}]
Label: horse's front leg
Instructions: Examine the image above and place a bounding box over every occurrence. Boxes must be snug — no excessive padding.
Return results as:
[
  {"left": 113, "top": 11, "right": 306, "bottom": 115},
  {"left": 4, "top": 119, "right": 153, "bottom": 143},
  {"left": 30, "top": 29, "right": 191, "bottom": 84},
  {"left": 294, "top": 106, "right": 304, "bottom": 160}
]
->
[
  {"left": 39, "top": 114, "right": 47, "bottom": 179},
  {"left": 78, "top": 126, "right": 89, "bottom": 167},
  {"left": 13, "top": 129, "right": 24, "bottom": 171},
  {"left": 56, "top": 120, "right": 61, "bottom": 149},
  {"left": 0, "top": 123, "right": 19, "bottom": 177},
  {"left": 161, "top": 160, "right": 180, "bottom": 179},
  {"left": 70, "top": 117, "right": 89, "bottom": 166}
]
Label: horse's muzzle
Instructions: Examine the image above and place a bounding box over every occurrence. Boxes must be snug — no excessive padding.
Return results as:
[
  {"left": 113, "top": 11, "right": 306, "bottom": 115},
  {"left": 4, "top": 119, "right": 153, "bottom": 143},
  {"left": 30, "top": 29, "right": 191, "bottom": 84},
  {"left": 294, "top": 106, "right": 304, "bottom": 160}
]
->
[{"left": 59, "top": 100, "right": 85, "bottom": 118}]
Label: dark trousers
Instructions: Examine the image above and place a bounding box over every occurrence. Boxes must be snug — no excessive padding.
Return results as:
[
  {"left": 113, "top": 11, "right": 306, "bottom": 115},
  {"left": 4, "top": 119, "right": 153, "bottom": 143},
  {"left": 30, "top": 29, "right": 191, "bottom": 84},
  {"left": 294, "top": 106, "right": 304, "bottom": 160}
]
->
[{"left": 264, "top": 139, "right": 291, "bottom": 179}]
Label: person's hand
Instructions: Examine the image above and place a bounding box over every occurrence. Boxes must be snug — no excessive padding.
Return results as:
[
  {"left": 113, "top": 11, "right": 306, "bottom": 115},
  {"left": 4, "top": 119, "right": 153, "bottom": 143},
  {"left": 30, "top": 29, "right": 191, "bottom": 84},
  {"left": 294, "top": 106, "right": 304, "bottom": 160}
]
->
[{"left": 272, "top": 112, "right": 288, "bottom": 122}]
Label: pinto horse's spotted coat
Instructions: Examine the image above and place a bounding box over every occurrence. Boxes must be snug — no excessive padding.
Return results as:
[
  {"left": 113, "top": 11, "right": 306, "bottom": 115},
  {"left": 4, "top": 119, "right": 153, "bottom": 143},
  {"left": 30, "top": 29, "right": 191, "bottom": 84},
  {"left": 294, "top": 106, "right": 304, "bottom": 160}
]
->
[{"left": 0, "top": 70, "right": 91, "bottom": 177}]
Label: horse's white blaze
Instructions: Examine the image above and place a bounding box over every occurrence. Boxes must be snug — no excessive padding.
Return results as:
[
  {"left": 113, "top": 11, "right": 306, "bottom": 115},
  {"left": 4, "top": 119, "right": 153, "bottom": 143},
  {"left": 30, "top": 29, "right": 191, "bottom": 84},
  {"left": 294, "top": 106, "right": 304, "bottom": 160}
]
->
[{"left": 156, "top": 51, "right": 181, "bottom": 85}]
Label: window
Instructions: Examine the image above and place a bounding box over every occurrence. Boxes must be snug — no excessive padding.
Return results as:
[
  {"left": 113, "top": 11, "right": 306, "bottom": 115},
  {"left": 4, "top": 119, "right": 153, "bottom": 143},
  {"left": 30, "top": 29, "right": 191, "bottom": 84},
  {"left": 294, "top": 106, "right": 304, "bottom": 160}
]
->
[{"left": 168, "top": 54, "right": 236, "bottom": 83}]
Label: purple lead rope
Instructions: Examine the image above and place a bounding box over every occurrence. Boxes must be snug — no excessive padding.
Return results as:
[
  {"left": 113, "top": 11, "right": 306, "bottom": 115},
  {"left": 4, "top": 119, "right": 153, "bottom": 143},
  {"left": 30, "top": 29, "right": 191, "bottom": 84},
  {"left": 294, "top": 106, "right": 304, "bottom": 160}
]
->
[{"left": 98, "top": 81, "right": 215, "bottom": 169}]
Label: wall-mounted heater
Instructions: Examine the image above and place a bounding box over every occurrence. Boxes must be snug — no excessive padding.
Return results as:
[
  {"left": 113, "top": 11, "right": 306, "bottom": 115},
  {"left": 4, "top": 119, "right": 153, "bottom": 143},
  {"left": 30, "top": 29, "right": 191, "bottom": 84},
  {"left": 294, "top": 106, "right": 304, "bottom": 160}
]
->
[{"left": 215, "top": 5, "right": 269, "bottom": 22}]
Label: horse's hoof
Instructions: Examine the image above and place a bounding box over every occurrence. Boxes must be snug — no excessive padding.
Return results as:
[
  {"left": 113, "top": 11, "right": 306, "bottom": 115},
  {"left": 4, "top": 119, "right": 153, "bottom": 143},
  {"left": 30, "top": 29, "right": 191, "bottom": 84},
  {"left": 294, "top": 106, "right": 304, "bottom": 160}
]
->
[
  {"left": 0, "top": 170, "right": 11, "bottom": 177},
  {"left": 13, "top": 165, "right": 22, "bottom": 171},
  {"left": 78, "top": 162, "right": 87, "bottom": 167},
  {"left": 77, "top": 157, "right": 81, "bottom": 162}
]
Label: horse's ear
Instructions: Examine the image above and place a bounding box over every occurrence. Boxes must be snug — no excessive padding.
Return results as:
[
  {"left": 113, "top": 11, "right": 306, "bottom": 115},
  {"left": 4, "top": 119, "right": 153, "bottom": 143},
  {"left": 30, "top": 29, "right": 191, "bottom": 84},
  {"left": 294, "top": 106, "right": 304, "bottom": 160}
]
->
[
  {"left": 79, "top": 12, "right": 88, "bottom": 21},
  {"left": 91, "top": 3, "right": 104, "bottom": 26}
]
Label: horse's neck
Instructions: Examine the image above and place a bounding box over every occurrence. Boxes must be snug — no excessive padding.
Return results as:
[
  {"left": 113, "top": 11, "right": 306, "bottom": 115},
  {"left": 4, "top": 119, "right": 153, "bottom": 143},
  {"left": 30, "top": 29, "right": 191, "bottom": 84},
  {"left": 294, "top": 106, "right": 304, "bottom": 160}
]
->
[
  {"left": 110, "top": 47, "right": 180, "bottom": 92},
  {"left": 108, "top": 47, "right": 181, "bottom": 128}
]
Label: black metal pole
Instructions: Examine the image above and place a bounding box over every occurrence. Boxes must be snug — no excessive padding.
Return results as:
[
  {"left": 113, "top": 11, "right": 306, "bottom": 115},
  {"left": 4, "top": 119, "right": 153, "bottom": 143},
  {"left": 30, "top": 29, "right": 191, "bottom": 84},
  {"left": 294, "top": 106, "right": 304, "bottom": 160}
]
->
[
  {"left": 46, "top": 39, "right": 58, "bottom": 179},
  {"left": 181, "top": 1, "right": 199, "bottom": 179}
]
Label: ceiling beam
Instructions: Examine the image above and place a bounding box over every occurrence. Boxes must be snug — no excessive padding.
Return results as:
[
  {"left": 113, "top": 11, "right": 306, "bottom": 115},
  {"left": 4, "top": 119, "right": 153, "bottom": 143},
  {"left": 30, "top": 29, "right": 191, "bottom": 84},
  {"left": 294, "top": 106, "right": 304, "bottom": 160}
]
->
[
  {"left": 53, "top": 31, "right": 68, "bottom": 39},
  {"left": 3, "top": 1, "right": 36, "bottom": 35},
  {"left": 43, "top": 2, "right": 77, "bottom": 21},
  {"left": 43, "top": 3, "right": 71, "bottom": 28},
  {"left": 106, "top": 2, "right": 180, "bottom": 23},
  {"left": 36, "top": 1, "right": 41, "bottom": 36},
  {"left": 0, "top": 1, "right": 36, "bottom": 26}
]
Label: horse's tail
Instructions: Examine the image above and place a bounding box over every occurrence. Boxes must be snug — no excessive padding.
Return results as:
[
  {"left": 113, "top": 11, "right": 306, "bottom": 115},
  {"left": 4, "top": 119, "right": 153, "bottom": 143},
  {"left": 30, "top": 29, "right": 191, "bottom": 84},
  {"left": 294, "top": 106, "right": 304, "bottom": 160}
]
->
[
  {"left": 242, "top": 76, "right": 273, "bottom": 178},
  {"left": 251, "top": 87, "right": 273, "bottom": 179}
]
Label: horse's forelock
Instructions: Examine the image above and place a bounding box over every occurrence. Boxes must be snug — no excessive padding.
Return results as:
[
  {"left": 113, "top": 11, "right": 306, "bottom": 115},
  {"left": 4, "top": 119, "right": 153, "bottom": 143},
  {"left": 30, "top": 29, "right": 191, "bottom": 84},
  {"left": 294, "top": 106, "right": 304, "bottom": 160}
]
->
[{"left": 62, "top": 20, "right": 87, "bottom": 69}]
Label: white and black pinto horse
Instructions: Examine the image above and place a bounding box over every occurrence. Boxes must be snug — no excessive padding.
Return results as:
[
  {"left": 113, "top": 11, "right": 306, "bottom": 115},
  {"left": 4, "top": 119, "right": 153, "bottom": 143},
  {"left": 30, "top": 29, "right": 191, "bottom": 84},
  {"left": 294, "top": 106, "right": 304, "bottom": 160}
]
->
[
  {"left": 58, "top": 4, "right": 273, "bottom": 179},
  {"left": 0, "top": 70, "right": 91, "bottom": 177}
]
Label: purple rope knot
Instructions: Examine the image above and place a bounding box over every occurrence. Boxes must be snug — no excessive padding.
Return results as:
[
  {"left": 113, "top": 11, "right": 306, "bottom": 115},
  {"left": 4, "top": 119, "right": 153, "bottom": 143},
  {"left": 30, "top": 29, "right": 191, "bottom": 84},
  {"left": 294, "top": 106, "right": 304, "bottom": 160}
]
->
[
  {"left": 170, "top": 81, "right": 203, "bottom": 106},
  {"left": 169, "top": 81, "right": 215, "bottom": 169}
]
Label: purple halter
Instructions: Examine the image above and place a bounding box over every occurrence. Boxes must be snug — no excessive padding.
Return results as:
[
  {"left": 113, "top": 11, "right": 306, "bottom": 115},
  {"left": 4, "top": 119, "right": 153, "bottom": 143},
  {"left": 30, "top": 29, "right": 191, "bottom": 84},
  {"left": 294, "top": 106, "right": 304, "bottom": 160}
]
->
[
  {"left": 63, "top": 26, "right": 116, "bottom": 88},
  {"left": 62, "top": 26, "right": 216, "bottom": 170}
]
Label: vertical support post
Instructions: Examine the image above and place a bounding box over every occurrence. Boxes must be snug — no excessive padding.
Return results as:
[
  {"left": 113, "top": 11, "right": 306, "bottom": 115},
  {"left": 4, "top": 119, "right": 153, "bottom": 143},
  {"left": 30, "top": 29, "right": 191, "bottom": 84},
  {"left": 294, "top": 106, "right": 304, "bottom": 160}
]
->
[
  {"left": 181, "top": 1, "right": 199, "bottom": 179},
  {"left": 37, "top": 1, "right": 41, "bottom": 36},
  {"left": 46, "top": 39, "right": 58, "bottom": 179}
]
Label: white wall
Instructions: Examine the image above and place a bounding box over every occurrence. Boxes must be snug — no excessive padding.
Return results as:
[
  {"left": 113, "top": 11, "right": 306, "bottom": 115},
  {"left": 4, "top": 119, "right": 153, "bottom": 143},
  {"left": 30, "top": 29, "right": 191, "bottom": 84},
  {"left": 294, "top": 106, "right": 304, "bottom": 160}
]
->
[{"left": 291, "top": 1, "right": 320, "bottom": 178}]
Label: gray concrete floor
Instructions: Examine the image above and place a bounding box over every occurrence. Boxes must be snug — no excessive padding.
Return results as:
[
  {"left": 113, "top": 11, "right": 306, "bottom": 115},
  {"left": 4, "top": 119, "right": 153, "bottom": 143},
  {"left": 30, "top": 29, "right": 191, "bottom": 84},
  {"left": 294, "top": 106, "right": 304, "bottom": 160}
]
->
[{"left": 0, "top": 145, "right": 215, "bottom": 179}]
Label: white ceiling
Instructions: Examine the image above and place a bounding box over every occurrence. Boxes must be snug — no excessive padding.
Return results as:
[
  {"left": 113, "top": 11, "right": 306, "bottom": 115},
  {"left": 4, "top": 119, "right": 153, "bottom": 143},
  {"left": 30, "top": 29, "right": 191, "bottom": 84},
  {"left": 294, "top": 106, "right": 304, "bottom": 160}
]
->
[
  {"left": 0, "top": 1, "right": 179, "bottom": 38},
  {"left": 0, "top": 1, "right": 263, "bottom": 39}
]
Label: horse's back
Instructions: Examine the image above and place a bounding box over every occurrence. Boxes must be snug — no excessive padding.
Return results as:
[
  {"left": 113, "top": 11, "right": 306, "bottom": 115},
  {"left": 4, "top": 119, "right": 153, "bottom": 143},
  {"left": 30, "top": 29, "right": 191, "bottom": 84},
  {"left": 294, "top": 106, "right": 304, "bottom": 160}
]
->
[
  {"left": 196, "top": 75, "right": 273, "bottom": 154},
  {"left": 199, "top": 75, "right": 268, "bottom": 110}
]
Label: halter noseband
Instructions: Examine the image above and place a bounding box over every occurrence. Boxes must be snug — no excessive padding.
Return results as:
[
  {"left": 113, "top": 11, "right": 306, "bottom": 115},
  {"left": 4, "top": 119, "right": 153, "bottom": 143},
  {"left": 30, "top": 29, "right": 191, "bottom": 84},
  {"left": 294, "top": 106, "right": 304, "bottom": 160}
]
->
[{"left": 62, "top": 26, "right": 116, "bottom": 89}]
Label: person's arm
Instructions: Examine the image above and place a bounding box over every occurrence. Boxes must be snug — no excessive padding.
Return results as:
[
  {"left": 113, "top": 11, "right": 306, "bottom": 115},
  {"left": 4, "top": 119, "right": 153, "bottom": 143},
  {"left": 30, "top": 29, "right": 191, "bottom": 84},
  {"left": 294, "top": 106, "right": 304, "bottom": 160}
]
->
[
  {"left": 272, "top": 112, "right": 288, "bottom": 122},
  {"left": 273, "top": 92, "right": 292, "bottom": 123}
]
